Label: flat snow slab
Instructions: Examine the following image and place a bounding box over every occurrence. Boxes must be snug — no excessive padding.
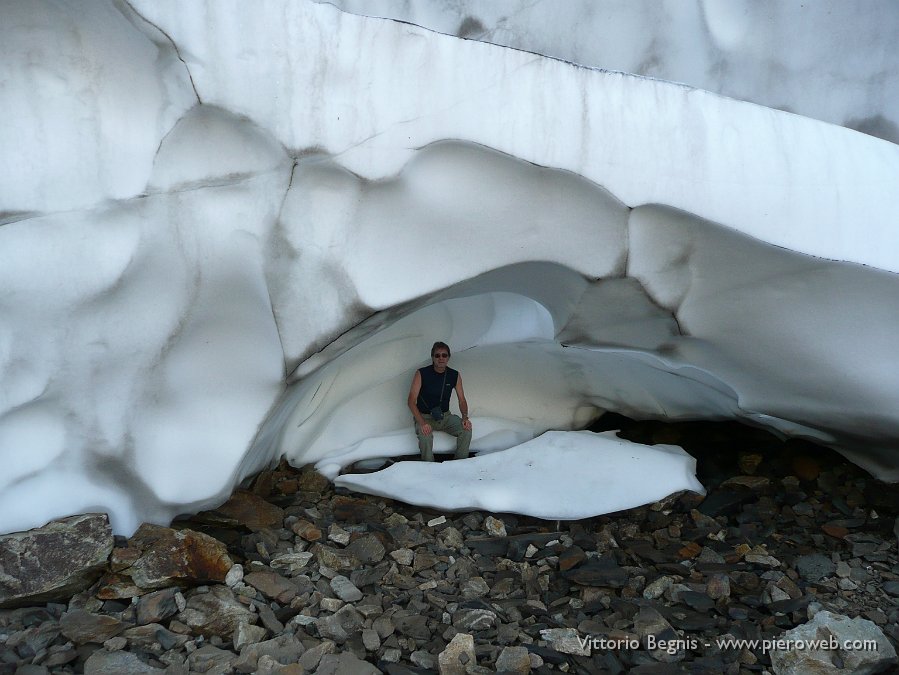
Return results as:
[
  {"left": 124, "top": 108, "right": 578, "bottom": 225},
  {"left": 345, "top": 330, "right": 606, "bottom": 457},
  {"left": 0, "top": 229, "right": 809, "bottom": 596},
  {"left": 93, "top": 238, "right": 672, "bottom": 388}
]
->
[{"left": 334, "top": 430, "right": 705, "bottom": 519}]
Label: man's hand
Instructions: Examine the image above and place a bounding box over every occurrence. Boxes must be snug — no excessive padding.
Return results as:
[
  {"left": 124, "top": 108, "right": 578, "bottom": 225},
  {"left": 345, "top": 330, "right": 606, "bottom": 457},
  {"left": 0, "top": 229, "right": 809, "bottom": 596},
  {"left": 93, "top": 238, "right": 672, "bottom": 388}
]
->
[
  {"left": 462, "top": 417, "right": 472, "bottom": 431},
  {"left": 419, "top": 423, "right": 432, "bottom": 436}
]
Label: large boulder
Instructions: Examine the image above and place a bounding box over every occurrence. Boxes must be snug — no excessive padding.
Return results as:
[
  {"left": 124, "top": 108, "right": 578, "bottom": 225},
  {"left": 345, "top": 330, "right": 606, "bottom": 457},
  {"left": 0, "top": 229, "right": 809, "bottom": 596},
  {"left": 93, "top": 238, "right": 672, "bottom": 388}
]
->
[
  {"left": 770, "top": 611, "right": 897, "bottom": 674},
  {"left": 0, "top": 513, "right": 113, "bottom": 608},
  {"left": 122, "top": 524, "right": 233, "bottom": 590}
]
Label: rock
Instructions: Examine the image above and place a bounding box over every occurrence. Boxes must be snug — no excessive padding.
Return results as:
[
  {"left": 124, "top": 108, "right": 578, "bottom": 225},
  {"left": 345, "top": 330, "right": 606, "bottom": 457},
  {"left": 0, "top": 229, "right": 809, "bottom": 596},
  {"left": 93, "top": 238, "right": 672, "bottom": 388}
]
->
[
  {"left": 136, "top": 587, "right": 179, "bottom": 625},
  {"left": 771, "top": 611, "right": 898, "bottom": 674},
  {"left": 438, "top": 632, "right": 476, "bottom": 674},
  {"left": 0, "top": 513, "right": 114, "bottom": 608},
  {"left": 882, "top": 581, "right": 899, "bottom": 597},
  {"left": 393, "top": 612, "right": 432, "bottom": 639},
  {"left": 362, "top": 628, "right": 381, "bottom": 651},
  {"left": 635, "top": 605, "right": 685, "bottom": 662},
  {"left": 558, "top": 545, "right": 586, "bottom": 571},
  {"left": 233, "top": 621, "right": 267, "bottom": 651},
  {"left": 125, "top": 524, "right": 233, "bottom": 589},
  {"left": 235, "top": 634, "right": 305, "bottom": 673},
  {"left": 244, "top": 571, "right": 297, "bottom": 603},
  {"left": 345, "top": 533, "right": 386, "bottom": 563},
  {"left": 460, "top": 576, "right": 490, "bottom": 599},
  {"left": 484, "top": 516, "right": 507, "bottom": 537},
  {"left": 316, "top": 651, "right": 382, "bottom": 675},
  {"left": 188, "top": 644, "right": 236, "bottom": 674},
  {"left": 791, "top": 456, "right": 821, "bottom": 481},
  {"left": 330, "top": 575, "right": 363, "bottom": 602},
  {"left": 411, "top": 650, "right": 438, "bottom": 669},
  {"left": 225, "top": 563, "right": 245, "bottom": 587},
  {"left": 204, "top": 491, "right": 285, "bottom": 530},
  {"left": 121, "top": 623, "right": 188, "bottom": 651},
  {"left": 390, "top": 548, "right": 414, "bottom": 566},
  {"left": 539, "top": 627, "right": 590, "bottom": 656},
  {"left": 794, "top": 553, "right": 835, "bottom": 582},
  {"left": 313, "top": 544, "right": 362, "bottom": 571},
  {"left": 315, "top": 605, "right": 364, "bottom": 643},
  {"left": 269, "top": 552, "right": 313, "bottom": 575},
  {"left": 706, "top": 573, "right": 731, "bottom": 600},
  {"left": 298, "top": 640, "right": 337, "bottom": 671},
  {"left": 452, "top": 608, "right": 496, "bottom": 632},
  {"left": 59, "top": 609, "right": 126, "bottom": 644},
  {"left": 495, "top": 645, "right": 531, "bottom": 674},
  {"left": 562, "top": 555, "right": 628, "bottom": 587},
  {"left": 328, "top": 524, "right": 351, "bottom": 545},
  {"left": 291, "top": 520, "right": 323, "bottom": 542},
  {"left": 83, "top": 649, "right": 165, "bottom": 674},
  {"left": 177, "top": 585, "right": 257, "bottom": 638},
  {"left": 643, "top": 576, "right": 674, "bottom": 600}
]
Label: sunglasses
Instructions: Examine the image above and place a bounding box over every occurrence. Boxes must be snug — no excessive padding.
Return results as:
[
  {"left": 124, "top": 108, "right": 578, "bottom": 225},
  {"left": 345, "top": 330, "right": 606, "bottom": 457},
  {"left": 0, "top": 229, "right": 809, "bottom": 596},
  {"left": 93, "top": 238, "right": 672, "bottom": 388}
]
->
[{"left": 433, "top": 353, "right": 449, "bottom": 358}]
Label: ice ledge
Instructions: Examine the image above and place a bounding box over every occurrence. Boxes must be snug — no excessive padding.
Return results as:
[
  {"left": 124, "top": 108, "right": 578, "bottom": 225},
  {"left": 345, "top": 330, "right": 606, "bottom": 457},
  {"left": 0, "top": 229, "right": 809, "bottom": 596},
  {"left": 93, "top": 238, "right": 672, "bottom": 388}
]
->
[{"left": 334, "top": 431, "right": 705, "bottom": 520}]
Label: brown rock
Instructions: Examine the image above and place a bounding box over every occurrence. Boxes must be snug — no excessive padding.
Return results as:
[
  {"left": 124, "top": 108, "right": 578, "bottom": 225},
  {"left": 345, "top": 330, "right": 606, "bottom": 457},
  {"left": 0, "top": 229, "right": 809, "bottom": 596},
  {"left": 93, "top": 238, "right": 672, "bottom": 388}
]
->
[
  {"left": 136, "top": 587, "right": 180, "bottom": 625},
  {"left": 178, "top": 585, "right": 257, "bottom": 638},
  {"left": 331, "top": 495, "right": 383, "bottom": 523},
  {"left": 291, "top": 519, "right": 322, "bottom": 542},
  {"left": 244, "top": 571, "right": 297, "bottom": 603},
  {"left": 678, "top": 541, "right": 702, "bottom": 560},
  {"left": 0, "top": 513, "right": 114, "bottom": 608},
  {"left": 95, "top": 572, "right": 145, "bottom": 600},
  {"left": 821, "top": 523, "right": 849, "bottom": 539},
  {"left": 313, "top": 544, "right": 362, "bottom": 571},
  {"left": 296, "top": 468, "right": 331, "bottom": 493},
  {"left": 59, "top": 609, "right": 126, "bottom": 644},
  {"left": 738, "top": 453, "right": 763, "bottom": 475},
  {"left": 558, "top": 545, "right": 587, "bottom": 572},
  {"left": 125, "top": 524, "right": 232, "bottom": 589},
  {"left": 791, "top": 456, "right": 821, "bottom": 482},
  {"left": 206, "top": 491, "right": 285, "bottom": 531},
  {"left": 276, "top": 479, "right": 299, "bottom": 495}
]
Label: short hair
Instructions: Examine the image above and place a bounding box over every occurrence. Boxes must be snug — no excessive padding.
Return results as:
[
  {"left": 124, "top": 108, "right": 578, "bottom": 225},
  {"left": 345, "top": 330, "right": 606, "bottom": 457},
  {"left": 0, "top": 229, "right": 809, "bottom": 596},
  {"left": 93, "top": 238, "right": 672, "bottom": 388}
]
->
[{"left": 430, "top": 341, "right": 451, "bottom": 357}]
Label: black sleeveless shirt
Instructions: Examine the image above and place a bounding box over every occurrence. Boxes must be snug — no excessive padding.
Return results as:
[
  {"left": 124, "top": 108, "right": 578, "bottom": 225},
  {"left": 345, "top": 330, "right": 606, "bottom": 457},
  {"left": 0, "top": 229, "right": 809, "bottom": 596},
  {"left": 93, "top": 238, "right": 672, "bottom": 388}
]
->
[{"left": 416, "top": 365, "right": 458, "bottom": 414}]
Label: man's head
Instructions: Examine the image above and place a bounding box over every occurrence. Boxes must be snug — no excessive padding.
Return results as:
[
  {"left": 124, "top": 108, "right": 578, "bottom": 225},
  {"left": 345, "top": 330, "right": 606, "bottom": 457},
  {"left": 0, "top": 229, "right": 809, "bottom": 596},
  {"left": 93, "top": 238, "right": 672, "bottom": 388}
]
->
[{"left": 431, "top": 341, "right": 451, "bottom": 369}]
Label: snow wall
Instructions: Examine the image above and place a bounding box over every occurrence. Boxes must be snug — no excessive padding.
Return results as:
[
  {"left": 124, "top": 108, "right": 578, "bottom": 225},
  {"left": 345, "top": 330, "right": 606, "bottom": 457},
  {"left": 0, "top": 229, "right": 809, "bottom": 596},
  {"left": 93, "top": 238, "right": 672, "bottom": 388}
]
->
[{"left": 1, "top": 0, "right": 898, "bottom": 535}]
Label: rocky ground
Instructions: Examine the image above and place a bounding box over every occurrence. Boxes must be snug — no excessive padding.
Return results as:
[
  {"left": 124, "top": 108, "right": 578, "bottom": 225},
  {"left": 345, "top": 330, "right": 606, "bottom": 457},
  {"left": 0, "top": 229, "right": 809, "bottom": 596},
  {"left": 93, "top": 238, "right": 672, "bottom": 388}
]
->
[{"left": 2, "top": 417, "right": 899, "bottom": 674}]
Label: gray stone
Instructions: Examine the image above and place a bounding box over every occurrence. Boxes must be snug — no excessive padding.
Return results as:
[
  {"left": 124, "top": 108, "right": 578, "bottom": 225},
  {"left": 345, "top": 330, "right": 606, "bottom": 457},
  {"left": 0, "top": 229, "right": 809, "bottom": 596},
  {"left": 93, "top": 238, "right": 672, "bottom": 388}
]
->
[
  {"left": 188, "top": 644, "right": 236, "bottom": 674},
  {"left": 244, "top": 570, "right": 297, "bottom": 603},
  {"left": 390, "top": 548, "right": 414, "bottom": 566},
  {"left": 233, "top": 621, "right": 267, "bottom": 651},
  {"left": 460, "top": 576, "right": 490, "bottom": 599},
  {"left": 59, "top": 609, "right": 126, "bottom": 644},
  {"left": 0, "top": 513, "right": 113, "bottom": 608},
  {"left": 136, "top": 587, "right": 179, "bottom": 625},
  {"left": 84, "top": 649, "right": 165, "bottom": 674},
  {"left": 177, "top": 585, "right": 257, "bottom": 638},
  {"left": 316, "top": 651, "right": 382, "bottom": 675},
  {"left": 539, "top": 627, "right": 590, "bottom": 656},
  {"left": 794, "top": 553, "right": 836, "bottom": 582},
  {"left": 484, "top": 516, "right": 507, "bottom": 537},
  {"left": 452, "top": 608, "right": 496, "bottom": 631},
  {"left": 235, "top": 634, "right": 305, "bottom": 673},
  {"left": 330, "top": 574, "right": 363, "bottom": 602},
  {"left": 393, "top": 612, "right": 432, "bottom": 639},
  {"left": 770, "top": 610, "right": 898, "bottom": 675},
  {"left": 495, "top": 645, "right": 531, "bottom": 674},
  {"left": 298, "top": 640, "right": 337, "bottom": 670},
  {"left": 438, "top": 632, "right": 476, "bottom": 674},
  {"left": 315, "top": 605, "right": 364, "bottom": 643},
  {"left": 121, "top": 623, "right": 189, "bottom": 651},
  {"left": 362, "top": 628, "right": 381, "bottom": 651},
  {"left": 345, "top": 533, "right": 386, "bottom": 564},
  {"left": 411, "top": 649, "right": 438, "bottom": 669}
]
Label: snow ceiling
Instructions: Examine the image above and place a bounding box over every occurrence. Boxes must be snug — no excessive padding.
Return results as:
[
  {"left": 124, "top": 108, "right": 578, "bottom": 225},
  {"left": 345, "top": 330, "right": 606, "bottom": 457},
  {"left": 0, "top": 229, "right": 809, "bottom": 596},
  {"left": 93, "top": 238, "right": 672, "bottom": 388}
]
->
[{"left": 2, "top": 0, "right": 898, "bottom": 535}]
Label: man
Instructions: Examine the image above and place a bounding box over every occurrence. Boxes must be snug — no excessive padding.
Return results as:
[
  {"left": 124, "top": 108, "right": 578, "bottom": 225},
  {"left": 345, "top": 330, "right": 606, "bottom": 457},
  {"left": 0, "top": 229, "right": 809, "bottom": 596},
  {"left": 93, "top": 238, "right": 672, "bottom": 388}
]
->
[{"left": 407, "top": 341, "right": 472, "bottom": 461}]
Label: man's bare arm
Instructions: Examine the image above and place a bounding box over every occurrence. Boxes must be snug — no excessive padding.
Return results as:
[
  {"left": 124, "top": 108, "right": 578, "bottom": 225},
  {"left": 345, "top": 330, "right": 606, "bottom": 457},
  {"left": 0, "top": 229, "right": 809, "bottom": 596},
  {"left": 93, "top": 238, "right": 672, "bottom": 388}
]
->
[
  {"left": 408, "top": 370, "right": 430, "bottom": 433},
  {"left": 456, "top": 375, "right": 472, "bottom": 430}
]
